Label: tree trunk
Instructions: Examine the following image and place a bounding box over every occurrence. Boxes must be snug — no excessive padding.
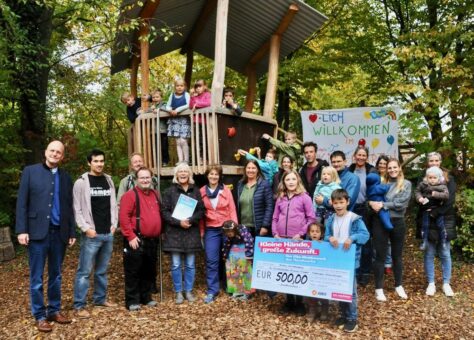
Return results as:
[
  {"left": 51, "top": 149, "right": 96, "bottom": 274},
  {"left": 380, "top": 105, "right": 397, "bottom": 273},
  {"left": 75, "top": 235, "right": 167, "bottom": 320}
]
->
[{"left": 8, "top": 1, "right": 54, "bottom": 165}]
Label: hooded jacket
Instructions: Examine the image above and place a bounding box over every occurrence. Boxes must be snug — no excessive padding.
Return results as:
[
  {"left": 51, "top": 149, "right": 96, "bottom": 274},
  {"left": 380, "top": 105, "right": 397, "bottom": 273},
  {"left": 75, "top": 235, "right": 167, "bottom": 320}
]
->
[
  {"left": 272, "top": 193, "right": 316, "bottom": 238},
  {"left": 324, "top": 212, "right": 369, "bottom": 268}
]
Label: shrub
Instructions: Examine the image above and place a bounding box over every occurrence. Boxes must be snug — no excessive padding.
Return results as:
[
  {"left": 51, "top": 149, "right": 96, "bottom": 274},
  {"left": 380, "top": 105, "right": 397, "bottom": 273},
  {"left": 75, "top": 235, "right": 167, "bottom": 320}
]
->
[{"left": 454, "top": 188, "right": 474, "bottom": 262}]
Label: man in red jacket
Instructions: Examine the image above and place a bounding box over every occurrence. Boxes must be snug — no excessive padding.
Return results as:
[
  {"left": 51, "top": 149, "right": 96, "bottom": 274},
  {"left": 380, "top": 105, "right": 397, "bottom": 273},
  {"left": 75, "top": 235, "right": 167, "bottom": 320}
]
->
[{"left": 119, "top": 167, "right": 162, "bottom": 311}]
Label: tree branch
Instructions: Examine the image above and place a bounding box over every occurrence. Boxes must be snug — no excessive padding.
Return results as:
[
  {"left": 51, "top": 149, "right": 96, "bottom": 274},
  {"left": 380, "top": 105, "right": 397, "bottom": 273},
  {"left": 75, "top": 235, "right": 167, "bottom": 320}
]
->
[{"left": 49, "top": 39, "right": 114, "bottom": 67}]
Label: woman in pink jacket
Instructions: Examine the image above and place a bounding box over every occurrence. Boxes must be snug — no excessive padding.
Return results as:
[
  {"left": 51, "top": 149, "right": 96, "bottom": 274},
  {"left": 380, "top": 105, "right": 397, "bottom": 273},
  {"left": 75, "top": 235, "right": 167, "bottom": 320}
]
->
[
  {"left": 200, "top": 165, "right": 238, "bottom": 304},
  {"left": 272, "top": 170, "right": 316, "bottom": 315}
]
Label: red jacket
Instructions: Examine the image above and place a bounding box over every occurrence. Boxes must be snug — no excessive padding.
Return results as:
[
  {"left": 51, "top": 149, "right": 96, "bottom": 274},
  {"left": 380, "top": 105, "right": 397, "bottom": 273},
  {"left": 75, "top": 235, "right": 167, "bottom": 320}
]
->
[
  {"left": 119, "top": 187, "right": 162, "bottom": 241},
  {"left": 200, "top": 185, "right": 238, "bottom": 235}
]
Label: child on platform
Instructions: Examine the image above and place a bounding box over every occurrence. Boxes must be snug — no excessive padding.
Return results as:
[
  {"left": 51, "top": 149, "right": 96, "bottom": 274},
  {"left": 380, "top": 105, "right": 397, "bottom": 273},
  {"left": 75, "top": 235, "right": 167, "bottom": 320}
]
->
[
  {"left": 189, "top": 79, "right": 211, "bottom": 111},
  {"left": 313, "top": 166, "right": 341, "bottom": 224},
  {"left": 166, "top": 78, "right": 191, "bottom": 164},
  {"left": 262, "top": 131, "right": 301, "bottom": 168},
  {"left": 324, "top": 189, "right": 369, "bottom": 333},
  {"left": 304, "top": 222, "right": 330, "bottom": 322},
  {"left": 150, "top": 89, "right": 170, "bottom": 166},
  {"left": 237, "top": 148, "right": 279, "bottom": 185},
  {"left": 222, "top": 220, "right": 255, "bottom": 300},
  {"left": 121, "top": 92, "right": 151, "bottom": 124},
  {"left": 415, "top": 166, "right": 449, "bottom": 250},
  {"left": 222, "top": 87, "right": 242, "bottom": 116},
  {"left": 272, "top": 170, "right": 316, "bottom": 315}
]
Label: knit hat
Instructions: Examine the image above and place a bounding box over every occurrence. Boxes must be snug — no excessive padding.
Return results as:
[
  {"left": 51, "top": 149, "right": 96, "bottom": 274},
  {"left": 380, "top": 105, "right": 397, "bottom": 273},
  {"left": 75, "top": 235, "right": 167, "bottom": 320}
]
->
[{"left": 426, "top": 166, "right": 444, "bottom": 181}]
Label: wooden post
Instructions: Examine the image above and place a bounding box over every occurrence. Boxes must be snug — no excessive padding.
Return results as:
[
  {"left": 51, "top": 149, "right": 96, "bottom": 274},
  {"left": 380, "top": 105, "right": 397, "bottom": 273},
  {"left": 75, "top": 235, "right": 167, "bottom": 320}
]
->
[
  {"left": 185, "top": 49, "right": 193, "bottom": 87},
  {"left": 140, "top": 22, "right": 150, "bottom": 111},
  {"left": 210, "top": 0, "right": 229, "bottom": 108},
  {"left": 130, "top": 56, "right": 139, "bottom": 98},
  {"left": 245, "top": 66, "right": 256, "bottom": 112},
  {"left": 263, "top": 34, "right": 281, "bottom": 118}
]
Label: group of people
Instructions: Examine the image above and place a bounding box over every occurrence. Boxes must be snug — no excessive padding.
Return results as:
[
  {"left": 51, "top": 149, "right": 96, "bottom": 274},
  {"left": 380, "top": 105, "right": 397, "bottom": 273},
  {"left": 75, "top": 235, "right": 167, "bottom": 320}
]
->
[
  {"left": 121, "top": 79, "right": 242, "bottom": 166},
  {"left": 15, "top": 134, "right": 457, "bottom": 334}
]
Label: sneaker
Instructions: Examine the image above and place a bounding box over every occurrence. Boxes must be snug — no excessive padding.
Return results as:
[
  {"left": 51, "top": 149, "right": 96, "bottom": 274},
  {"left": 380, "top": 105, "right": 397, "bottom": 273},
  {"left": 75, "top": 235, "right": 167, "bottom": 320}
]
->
[
  {"left": 344, "top": 320, "right": 358, "bottom": 333},
  {"left": 395, "top": 286, "right": 408, "bottom": 299},
  {"left": 237, "top": 294, "right": 249, "bottom": 301},
  {"left": 203, "top": 294, "right": 215, "bottom": 304},
  {"left": 426, "top": 283, "right": 436, "bottom": 296},
  {"left": 334, "top": 317, "right": 346, "bottom": 328},
  {"left": 375, "top": 289, "right": 387, "bottom": 302},
  {"left": 185, "top": 291, "right": 196, "bottom": 303},
  {"left": 95, "top": 301, "right": 118, "bottom": 308},
  {"left": 419, "top": 241, "right": 426, "bottom": 250},
  {"left": 74, "top": 309, "right": 90, "bottom": 319},
  {"left": 175, "top": 292, "right": 184, "bottom": 304},
  {"left": 442, "top": 283, "right": 454, "bottom": 297},
  {"left": 384, "top": 267, "right": 393, "bottom": 275},
  {"left": 146, "top": 300, "right": 158, "bottom": 307},
  {"left": 129, "top": 304, "right": 141, "bottom": 311}
]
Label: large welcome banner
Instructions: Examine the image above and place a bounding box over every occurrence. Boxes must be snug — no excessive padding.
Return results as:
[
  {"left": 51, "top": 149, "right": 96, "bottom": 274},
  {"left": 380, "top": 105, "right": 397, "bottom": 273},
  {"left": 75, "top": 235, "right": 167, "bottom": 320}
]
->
[
  {"left": 251, "top": 237, "right": 355, "bottom": 302},
  {"left": 301, "top": 107, "right": 399, "bottom": 164}
]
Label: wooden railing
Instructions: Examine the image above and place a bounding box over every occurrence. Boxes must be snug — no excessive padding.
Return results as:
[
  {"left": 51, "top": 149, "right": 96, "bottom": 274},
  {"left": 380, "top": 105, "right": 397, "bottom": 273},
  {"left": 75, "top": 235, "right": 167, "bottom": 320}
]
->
[{"left": 128, "top": 107, "right": 277, "bottom": 176}]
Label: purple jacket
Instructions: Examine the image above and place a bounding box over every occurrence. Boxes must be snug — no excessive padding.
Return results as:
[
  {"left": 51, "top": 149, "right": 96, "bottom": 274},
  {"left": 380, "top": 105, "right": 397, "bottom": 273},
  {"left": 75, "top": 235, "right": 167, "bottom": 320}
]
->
[{"left": 272, "top": 193, "right": 316, "bottom": 238}]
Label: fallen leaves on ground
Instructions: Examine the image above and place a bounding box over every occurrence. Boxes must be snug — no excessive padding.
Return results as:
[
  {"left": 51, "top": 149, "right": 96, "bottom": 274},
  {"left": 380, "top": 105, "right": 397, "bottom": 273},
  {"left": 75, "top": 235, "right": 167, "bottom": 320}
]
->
[{"left": 0, "top": 233, "right": 473, "bottom": 339}]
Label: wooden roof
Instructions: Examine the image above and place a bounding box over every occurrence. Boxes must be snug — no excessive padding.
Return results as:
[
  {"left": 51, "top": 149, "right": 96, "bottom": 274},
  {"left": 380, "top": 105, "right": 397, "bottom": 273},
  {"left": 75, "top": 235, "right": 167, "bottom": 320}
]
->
[{"left": 111, "top": 0, "right": 327, "bottom": 76}]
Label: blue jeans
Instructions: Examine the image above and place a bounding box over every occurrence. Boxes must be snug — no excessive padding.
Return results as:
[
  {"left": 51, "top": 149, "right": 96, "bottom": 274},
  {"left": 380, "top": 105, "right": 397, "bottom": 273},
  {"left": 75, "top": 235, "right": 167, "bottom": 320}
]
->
[
  {"left": 28, "top": 229, "right": 66, "bottom": 320},
  {"left": 73, "top": 233, "right": 114, "bottom": 309},
  {"left": 338, "top": 275, "right": 358, "bottom": 321},
  {"left": 204, "top": 227, "right": 224, "bottom": 295},
  {"left": 170, "top": 252, "right": 196, "bottom": 292},
  {"left": 424, "top": 240, "right": 452, "bottom": 284}
]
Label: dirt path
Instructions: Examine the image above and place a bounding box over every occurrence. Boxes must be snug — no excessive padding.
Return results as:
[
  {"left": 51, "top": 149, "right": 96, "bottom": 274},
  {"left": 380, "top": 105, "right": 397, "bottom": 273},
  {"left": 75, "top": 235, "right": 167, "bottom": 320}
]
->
[{"left": 0, "top": 227, "right": 472, "bottom": 339}]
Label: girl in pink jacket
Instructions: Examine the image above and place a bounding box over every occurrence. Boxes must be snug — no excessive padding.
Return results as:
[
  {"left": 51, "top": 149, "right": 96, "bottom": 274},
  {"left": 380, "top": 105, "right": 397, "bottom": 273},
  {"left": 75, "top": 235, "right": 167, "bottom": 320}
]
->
[
  {"left": 272, "top": 170, "right": 316, "bottom": 315},
  {"left": 272, "top": 170, "right": 316, "bottom": 240}
]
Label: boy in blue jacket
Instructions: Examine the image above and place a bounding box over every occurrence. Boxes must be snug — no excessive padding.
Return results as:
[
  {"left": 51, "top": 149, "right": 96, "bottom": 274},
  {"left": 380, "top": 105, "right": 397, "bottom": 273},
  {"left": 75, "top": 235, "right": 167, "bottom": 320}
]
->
[{"left": 324, "top": 189, "right": 369, "bottom": 333}]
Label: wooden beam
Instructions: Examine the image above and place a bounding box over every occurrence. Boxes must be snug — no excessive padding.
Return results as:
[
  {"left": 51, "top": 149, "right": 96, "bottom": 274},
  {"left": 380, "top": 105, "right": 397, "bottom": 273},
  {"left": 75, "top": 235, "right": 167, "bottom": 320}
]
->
[
  {"left": 130, "top": 55, "right": 139, "bottom": 97},
  {"left": 211, "top": 0, "right": 229, "bottom": 108},
  {"left": 263, "top": 34, "right": 281, "bottom": 118},
  {"left": 247, "top": 4, "right": 299, "bottom": 67},
  {"left": 244, "top": 66, "right": 256, "bottom": 112},
  {"left": 140, "top": 23, "right": 150, "bottom": 110},
  {"left": 184, "top": 49, "right": 193, "bottom": 87},
  {"left": 180, "top": 0, "right": 218, "bottom": 54}
]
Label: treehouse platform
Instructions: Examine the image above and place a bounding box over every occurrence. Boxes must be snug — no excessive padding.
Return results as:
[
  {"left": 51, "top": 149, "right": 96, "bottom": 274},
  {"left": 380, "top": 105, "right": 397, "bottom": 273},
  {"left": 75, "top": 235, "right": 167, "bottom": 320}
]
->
[{"left": 113, "top": 0, "right": 327, "bottom": 176}]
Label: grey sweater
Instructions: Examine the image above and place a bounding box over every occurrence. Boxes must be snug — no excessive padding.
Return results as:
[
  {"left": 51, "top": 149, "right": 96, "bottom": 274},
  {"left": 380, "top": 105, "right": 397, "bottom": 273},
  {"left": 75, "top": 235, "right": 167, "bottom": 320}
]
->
[{"left": 382, "top": 179, "right": 412, "bottom": 218}]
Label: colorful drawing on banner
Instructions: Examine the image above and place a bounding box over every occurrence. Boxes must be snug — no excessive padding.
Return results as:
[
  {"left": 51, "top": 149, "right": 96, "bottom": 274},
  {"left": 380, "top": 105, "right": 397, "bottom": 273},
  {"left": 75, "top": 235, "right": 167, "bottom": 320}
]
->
[
  {"left": 226, "top": 244, "right": 255, "bottom": 295},
  {"left": 301, "top": 107, "right": 399, "bottom": 163},
  {"left": 371, "top": 138, "right": 380, "bottom": 149}
]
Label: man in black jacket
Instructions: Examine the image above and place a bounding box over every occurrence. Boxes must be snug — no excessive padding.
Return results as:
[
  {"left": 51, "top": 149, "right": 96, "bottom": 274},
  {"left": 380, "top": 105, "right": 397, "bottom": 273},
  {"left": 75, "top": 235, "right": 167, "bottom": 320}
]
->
[{"left": 299, "top": 142, "right": 328, "bottom": 197}]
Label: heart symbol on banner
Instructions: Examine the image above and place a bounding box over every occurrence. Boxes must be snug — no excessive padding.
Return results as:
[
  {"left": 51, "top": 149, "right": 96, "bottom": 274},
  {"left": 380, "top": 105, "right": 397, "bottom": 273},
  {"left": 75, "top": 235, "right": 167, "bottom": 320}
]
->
[{"left": 309, "top": 114, "right": 318, "bottom": 123}]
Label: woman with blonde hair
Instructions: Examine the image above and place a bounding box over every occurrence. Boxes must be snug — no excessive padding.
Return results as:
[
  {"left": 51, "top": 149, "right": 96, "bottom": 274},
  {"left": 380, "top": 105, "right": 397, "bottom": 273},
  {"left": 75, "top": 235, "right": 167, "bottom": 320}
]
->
[
  {"left": 162, "top": 163, "right": 204, "bottom": 304},
  {"left": 368, "top": 158, "right": 412, "bottom": 302}
]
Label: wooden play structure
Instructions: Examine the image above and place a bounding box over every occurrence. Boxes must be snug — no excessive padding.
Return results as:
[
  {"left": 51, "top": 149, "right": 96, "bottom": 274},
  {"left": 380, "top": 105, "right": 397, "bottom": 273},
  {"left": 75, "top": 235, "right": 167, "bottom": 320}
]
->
[{"left": 112, "top": 0, "right": 327, "bottom": 176}]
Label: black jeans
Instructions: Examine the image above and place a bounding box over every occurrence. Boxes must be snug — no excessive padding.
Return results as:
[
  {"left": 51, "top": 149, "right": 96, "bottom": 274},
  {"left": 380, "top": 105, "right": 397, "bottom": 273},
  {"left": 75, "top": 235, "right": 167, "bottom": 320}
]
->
[
  {"left": 123, "top": 237, "right": 158, "bottom": 307},
  {"left": 371, "top": 215, "right": 406, "bottom": 289}
]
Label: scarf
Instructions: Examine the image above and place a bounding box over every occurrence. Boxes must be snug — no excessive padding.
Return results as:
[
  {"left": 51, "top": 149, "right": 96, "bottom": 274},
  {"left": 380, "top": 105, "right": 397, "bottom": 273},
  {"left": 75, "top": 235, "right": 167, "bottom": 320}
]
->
[{"left": 206, "top": 183, "right": 224, "bottom": 199}]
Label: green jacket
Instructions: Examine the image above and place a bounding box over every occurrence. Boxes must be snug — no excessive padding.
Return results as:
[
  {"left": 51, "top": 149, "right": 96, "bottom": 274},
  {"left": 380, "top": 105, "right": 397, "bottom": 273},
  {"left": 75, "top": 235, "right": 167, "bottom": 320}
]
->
[{"left": 268, "top": 137, "right": 302, "bottom": 168}]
